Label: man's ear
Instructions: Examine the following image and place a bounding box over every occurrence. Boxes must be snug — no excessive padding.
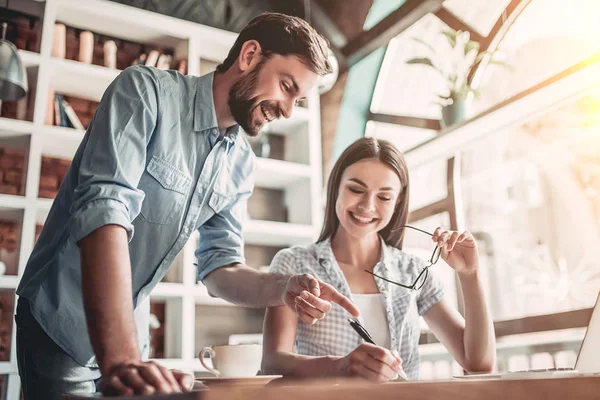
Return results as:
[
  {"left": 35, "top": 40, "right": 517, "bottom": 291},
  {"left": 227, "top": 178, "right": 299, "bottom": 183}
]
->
[{"left": 237, "top": 40, "right": 262, "bottom": 72}]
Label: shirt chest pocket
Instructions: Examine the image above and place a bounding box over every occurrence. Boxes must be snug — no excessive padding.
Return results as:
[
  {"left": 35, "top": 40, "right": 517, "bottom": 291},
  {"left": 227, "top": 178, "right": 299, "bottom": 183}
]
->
[{"left": 139, "top": 156, "right": 192, "bottom": 225}]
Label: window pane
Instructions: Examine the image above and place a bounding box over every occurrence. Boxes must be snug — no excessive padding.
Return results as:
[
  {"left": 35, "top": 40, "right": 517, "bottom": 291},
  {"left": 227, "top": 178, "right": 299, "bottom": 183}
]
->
[
  {"left": 460, "top": 86, "right": 600, "bottom": 320},
  {"left": 365, "top": 121, "right": 437, "bottom": 152},
  {"left": 442, "top": 0, "right": 511, "bottom": 36},
  {"left": 408, "top": 157, "right": 448, "bottom": 212},
  {"left": 371, "top": 14, "right": 450, "bottom": 119},
  {"left": 473, "top": 0, "right": 600, "bottom": 114}
]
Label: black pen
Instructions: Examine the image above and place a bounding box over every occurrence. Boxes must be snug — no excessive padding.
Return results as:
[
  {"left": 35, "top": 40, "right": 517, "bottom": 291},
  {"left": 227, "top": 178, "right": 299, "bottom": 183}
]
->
[{"left": 348, "top": 318, "right": 376, "bottom": 345}]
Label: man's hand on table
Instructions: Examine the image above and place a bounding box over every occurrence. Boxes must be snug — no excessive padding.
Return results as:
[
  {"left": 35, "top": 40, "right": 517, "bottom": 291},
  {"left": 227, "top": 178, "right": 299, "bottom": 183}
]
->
[{"left": 99, "top": 360, "right": 194, "bottom": 396}]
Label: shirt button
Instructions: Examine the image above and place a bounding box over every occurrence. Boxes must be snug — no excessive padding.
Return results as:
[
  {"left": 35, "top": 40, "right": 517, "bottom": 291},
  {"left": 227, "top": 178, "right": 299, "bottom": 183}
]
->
[
  {"left": 166, "top": 177, "right": 173, "bottom": 185},
  {"left": 322, "top": 260, "right": 330, "bottom": 267}
]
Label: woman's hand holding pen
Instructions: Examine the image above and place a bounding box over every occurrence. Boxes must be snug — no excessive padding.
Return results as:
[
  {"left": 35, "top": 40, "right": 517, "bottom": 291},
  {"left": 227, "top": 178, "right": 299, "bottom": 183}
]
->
[{"left": 334, "top": 344, "right": 405, "bottom": 383}]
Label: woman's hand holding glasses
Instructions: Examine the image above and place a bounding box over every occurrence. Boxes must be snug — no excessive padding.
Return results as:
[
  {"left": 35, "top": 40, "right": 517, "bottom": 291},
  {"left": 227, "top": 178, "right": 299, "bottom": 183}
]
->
[{"left": 432, "top": 227, "right": 479, "bottom": 275}]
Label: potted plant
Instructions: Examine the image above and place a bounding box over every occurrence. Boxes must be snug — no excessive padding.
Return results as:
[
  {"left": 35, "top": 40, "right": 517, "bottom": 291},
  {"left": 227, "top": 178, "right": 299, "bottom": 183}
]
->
[{"left": 406, "top": 29, "right": 510, "bottom": 127}]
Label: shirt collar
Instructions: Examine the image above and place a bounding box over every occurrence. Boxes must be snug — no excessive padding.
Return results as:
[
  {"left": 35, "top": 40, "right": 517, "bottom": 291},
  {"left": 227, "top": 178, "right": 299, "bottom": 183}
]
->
[
  {"left": 379, "top": 237, "right": 394, "bottom": 271},
  {"left": 193, "top": 71, "right": 241, "bottom": 142},
  {"left": 316, "top": 235, "right": 393, "bottom": 272},
  {"left": 315, "top": 237, "right": 335, "bottom": 265}
]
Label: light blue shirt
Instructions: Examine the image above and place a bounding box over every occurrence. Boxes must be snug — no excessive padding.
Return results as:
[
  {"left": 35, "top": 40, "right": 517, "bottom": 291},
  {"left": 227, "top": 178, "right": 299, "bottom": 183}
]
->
[{"left": 16, "top": 66, "right": 256, "bottom": 368}]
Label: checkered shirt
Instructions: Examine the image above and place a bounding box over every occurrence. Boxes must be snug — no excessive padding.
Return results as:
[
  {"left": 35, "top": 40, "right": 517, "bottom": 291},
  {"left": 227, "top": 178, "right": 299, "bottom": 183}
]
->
[{"left": 269, "top": 237, "right": 444, "bottom": 380}]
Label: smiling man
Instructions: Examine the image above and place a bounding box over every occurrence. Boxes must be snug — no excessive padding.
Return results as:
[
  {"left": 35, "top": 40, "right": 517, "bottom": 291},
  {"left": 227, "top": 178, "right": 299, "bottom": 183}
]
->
[{"left": 15, "top": 13, "right": 359, "bottom": 400}]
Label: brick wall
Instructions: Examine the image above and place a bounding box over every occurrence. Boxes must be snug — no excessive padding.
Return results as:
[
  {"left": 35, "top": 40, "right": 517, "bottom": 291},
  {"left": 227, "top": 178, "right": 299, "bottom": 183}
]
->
[
  {"left": 0, "top": 87, "right": 36, "bottom": 122},
  {"left": 0, "top": 289, "right": 15, "bottom": 362},
  {"left": 34, "top": 224, "right": 43, "bottom": 244},
  {"left": 38, "top": 156, "right": 71, "bottom": 199},
  {"left": 149, "top": 301, "right": 166, "bottom": 359},
  {"left": 0, "top": 148, "right": 26, "bottom": 196},
  {"left": 0, "top": 221, "right": 18, "bottom": 255},
  {"left": 0, "top": 220, "right": 21, "bottom": 277},
  {"left": 4, "top": 10, "right": 41, "bottom": 52}
]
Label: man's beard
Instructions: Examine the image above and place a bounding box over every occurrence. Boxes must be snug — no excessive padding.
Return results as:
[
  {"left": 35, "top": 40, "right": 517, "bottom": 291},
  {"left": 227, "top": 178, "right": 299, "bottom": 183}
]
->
[{"left": 228, "top": 61, "right": 279, "bottom": 137}]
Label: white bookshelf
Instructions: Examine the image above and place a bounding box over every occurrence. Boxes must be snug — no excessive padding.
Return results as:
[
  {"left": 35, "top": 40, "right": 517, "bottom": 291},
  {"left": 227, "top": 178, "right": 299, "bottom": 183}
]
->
[{"left": 0, "top": 0, "right": 324, "bottom": 396}]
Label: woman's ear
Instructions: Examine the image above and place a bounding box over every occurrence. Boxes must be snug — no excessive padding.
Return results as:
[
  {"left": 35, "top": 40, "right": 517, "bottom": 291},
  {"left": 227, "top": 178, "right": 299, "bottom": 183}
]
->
[{"left": 237, "top": 40, "right": 262, "bottom": 72}]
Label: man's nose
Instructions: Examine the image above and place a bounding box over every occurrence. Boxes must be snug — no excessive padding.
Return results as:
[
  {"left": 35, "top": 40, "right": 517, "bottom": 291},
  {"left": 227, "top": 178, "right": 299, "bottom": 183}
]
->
[{"left": 280, "top": 99, "right": 294, "bottom": 119}]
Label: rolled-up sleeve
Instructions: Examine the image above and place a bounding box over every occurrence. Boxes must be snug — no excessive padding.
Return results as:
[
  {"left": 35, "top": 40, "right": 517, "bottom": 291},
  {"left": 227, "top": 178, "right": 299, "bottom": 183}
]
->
[
  {"left": 70, "top": 66, "right": 159, "bottom": 244},
  {"left": 195, "top": 159, "right": 256, "bottom": 281}
]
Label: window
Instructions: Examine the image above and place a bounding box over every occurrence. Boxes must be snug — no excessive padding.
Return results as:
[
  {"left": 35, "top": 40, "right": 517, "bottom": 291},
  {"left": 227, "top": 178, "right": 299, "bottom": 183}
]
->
[
  {"left": 371, "top": 13, "right": 451, "bottom": 119},
  {"left": 442, "top": 0, "right": 511, "bottom": 36},
  {"left": 365, "top": 121, "right": 437, "bottom": 153},
  {"left": 460, "top": 86, "right": 600, "bottom": 320},
  {"left": 473, "top": 0, "right": 600, "bottom": 114}
]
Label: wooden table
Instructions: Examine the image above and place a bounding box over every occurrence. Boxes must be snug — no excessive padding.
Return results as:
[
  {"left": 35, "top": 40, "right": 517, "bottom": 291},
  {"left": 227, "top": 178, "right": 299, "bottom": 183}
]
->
[{"left": 65, "top": 375, "right": 600, "bottom": 400}]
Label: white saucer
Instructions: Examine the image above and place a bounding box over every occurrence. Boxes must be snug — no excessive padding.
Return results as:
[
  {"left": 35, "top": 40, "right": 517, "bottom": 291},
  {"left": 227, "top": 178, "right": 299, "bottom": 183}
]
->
[{"left": 197, "top": 375, "right": 282, "bottom": 388}]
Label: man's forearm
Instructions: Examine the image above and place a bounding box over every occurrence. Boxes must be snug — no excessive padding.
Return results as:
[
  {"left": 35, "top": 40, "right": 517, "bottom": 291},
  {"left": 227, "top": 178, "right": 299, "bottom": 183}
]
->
[
  {"left": 459, "top": 271, "right": 496, "bottom": 371},
  {"left": 203, "top": 264, "right": 289, "bottom": 307},
  {"left": 80, "top": 224, "right": 140, "bottom": 374}
]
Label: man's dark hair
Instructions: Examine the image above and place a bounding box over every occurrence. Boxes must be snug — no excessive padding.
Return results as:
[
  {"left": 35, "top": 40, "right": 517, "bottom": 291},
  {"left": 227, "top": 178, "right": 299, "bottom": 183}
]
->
[{"left": 216, "top": 12, "right": 333, "bottom": 76}]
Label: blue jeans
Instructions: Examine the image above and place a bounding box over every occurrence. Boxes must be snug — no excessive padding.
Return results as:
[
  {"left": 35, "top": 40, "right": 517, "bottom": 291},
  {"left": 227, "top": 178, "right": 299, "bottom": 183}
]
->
[{"left": 15, "top": 298, "right": 101, "bottom": 400}]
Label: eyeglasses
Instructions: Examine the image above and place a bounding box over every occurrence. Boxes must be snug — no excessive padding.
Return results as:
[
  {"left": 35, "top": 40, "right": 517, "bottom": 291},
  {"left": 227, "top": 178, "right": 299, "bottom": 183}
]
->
[{"left": 365, "top": 225, "right": 441, "bottom": 290}]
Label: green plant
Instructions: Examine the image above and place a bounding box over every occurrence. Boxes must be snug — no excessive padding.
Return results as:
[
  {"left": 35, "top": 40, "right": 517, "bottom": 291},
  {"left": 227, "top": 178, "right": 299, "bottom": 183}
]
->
[{"left": 406, "top": 29, "right": 511, "bottom": 107}]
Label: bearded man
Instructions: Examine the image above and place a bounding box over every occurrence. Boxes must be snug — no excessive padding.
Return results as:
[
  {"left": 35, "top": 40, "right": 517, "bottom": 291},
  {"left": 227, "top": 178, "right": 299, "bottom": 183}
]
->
[{"left": 16, "top": 13, "right": 359, "bottom": 399}]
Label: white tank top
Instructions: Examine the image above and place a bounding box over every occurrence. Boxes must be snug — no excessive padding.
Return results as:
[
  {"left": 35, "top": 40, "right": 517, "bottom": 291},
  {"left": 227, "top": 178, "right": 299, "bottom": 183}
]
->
[{"left": 351, "top": 293, "right": 391, "bottom": 349}]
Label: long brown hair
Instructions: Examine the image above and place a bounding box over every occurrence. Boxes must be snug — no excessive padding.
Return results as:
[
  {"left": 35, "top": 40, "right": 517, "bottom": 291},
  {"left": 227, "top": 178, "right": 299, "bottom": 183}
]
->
[{"left": 317, "top": 137, "right": 410, "bottom": 249}]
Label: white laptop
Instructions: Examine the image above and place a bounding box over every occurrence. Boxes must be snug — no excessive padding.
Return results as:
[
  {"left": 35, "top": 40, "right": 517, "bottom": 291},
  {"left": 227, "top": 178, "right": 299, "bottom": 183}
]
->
[{"left": 456, "top": 291, "right": 600, "bottom": 380}]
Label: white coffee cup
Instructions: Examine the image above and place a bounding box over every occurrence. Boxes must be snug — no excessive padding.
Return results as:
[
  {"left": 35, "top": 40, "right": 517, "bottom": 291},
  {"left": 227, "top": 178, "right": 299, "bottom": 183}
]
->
[{"left": 199, "top": 344, "right": 262, "bottom": 378}]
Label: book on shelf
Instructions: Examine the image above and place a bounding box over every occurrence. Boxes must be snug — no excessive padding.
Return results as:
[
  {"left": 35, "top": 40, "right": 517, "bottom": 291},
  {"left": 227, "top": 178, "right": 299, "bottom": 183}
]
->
[
  {"left": 53, "top": 94, "right": 62, "bottom": 127},
  {"left": 61, "top": 98, "right": 85, "bottom": 130},
  {"left": 53, "top": 94, "right": 84, "bottom": 129}
]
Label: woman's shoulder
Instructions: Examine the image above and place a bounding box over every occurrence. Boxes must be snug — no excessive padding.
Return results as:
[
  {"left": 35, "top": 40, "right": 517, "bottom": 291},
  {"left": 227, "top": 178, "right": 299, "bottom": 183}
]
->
[
  {"left": 269, "top": 243, "right": 320, "bottom": 272},
  {"left": 276, "top": 243, "right": 319, "bottom": 260}
]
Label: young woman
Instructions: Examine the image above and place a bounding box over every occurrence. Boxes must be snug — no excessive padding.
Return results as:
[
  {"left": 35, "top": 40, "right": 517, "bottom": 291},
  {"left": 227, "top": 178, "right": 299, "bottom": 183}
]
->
[{"left": 262, "top": 137, "right": 495, "bottom": 382}]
